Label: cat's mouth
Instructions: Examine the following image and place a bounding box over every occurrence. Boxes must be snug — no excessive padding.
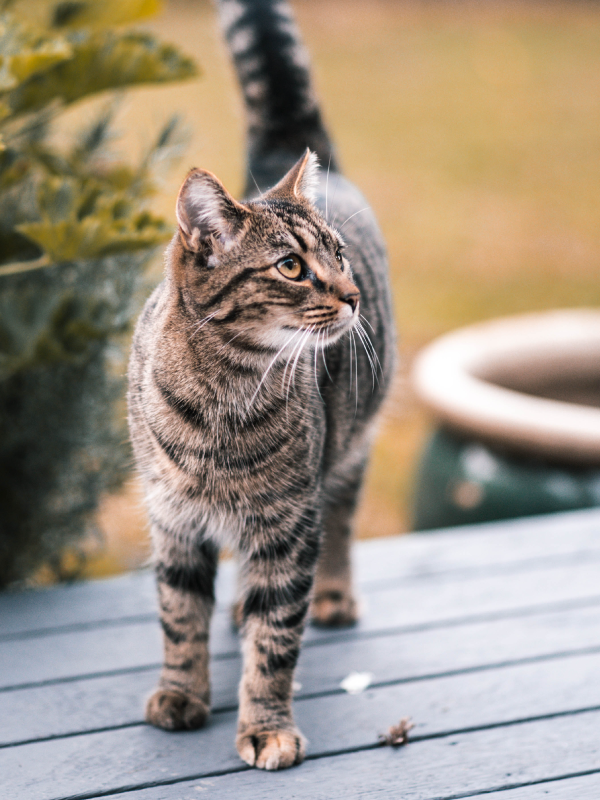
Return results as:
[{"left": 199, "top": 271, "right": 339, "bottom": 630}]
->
[
  {"left": 256, "top": 305, "right": 359, "bottom": 352},
  {"left": 315, "top": 307, "right": 359, "bottom": 344}
]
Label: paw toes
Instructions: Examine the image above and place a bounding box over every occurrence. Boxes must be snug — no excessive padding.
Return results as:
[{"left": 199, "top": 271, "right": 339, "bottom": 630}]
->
[
  {"left": 145, "top": 688, "right": 209, "bottom": 731},
  {"left": 311, "top": 590, "right": 358, "bottom": 628},
  {"left": 236, "top": 729, "right": 305, "bottom": 770}
]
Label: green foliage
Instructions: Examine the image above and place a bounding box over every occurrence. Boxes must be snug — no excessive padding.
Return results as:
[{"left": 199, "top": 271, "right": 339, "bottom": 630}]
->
[
  {"left": 0, "top": 0, "right": 195, "bottom": 587},
  {"left": 8, "top": 31, "right": 196, "bottom": 116},
  {"left": 18, "top": 176, "right": 170, "bottom": 261}
]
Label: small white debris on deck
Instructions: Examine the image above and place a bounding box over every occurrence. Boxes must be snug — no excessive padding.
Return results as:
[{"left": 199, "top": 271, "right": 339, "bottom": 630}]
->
[{"left": 340, "top": 671, "right": 374, "bottom": 694}]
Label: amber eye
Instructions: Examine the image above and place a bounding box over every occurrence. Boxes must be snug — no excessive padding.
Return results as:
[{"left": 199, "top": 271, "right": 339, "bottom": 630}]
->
[{"left": 277, "top": 255, "right": 303, "bottom": 280}]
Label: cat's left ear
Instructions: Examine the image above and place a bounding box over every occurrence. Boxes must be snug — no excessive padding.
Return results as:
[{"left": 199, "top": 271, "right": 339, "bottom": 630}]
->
[
  {"left": 266, "top": 149, "right": 319, "bottom": 204},
  {"left": 176, "top": 168, "right": 249, "bottom": 252}
]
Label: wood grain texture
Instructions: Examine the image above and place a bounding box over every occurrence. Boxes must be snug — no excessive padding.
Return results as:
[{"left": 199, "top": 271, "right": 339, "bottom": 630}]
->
[
  {"left": 354, "top": 507, "right": 600, "bottom": 587},
  {"left": 0, "top": 564, "right": 235, "bottom": 639},
  {"left": 3, "top": 544, "right": 600, "bottom": 689},
  {"left": 3, "top": 507, "right": 600, "bottom": 638},
  {"left": 476, "top": 772, "right": 600, "bottom": 799},
  {"left": 32, "top": 711, "right": 600, "bottom": 800},
  {"left": 3, "top": 602, "right": 600, "bottom": 747},
  {"left": 3, "top": 648, "right": 600, "bottom": 798},
  {"left": 2, "top": 509, "right": 600, "bottom": 798}
]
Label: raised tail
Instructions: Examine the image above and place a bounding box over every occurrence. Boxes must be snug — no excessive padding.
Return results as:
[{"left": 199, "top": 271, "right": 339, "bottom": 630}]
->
[{"left": 217, "top": 0, "right": 339, "bottom": 194}]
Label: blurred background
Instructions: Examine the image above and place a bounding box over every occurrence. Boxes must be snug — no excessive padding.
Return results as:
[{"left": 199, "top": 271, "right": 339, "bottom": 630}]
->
[{"left": 4, "top": 0, "right": 600, "bottom": 582}]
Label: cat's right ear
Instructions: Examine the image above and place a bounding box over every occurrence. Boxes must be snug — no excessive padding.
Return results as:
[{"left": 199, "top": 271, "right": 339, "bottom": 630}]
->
[{"left": 176, "top": 168, "right": 249, "bottom": 253}]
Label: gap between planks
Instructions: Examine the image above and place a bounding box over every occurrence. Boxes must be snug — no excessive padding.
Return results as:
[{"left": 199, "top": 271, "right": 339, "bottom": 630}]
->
[
  {"left": 4, "top": 550, "right": 600, "bottom": 693},
  {"left": 3, "top": 642, "right": 600, "bottom": 750},
  {"left": 4, "top": 548, "right": 600, "bottom": 645},
  {"left": 4, "top": 645, "right": 600, "bottom": 798},
  {"left": 3, "top": 507, "right": 600, "bottom": 641},
  {"left": 14, "top": 710, "right": 600, "bottom": 800},
  {"left": 3, "top": 592, "right": 600, "bottom": 695}
]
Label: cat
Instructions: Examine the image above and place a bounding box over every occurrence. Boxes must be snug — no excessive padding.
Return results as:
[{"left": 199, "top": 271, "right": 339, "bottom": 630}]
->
[{"left": 127, "top": 0, "right": 395, "bottom": 771}]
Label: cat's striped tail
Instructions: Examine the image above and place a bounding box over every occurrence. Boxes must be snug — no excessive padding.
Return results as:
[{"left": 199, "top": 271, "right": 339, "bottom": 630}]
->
[{"left": 216, "top": 0, "right": 339, "bottom": 193}]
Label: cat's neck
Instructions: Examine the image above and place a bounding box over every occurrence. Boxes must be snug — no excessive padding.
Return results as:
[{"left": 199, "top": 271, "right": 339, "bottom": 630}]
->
[{"left": 174, "top": 318, "right": 319, "bottom": 419}]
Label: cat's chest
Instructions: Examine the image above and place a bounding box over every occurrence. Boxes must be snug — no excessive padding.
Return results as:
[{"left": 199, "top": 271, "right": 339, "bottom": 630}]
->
[{"left": 150, "top": 383, "right": 325, "bottom": 504}]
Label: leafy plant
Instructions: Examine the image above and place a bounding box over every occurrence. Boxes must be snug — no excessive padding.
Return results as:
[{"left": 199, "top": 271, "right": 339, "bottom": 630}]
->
[{"left": 0, "top": 0, "right": 196, "bottom": 587}]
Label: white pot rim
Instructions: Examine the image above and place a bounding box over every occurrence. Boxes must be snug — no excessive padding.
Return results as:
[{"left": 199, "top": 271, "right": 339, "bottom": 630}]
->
[{"left": 411, "top": 309, "right": 600, "bottom": 464}]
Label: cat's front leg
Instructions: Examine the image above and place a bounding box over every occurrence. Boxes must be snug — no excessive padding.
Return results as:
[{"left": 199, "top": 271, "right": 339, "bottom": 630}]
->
[
  {"left": 146, "top": 535, "right": 218, "bottom": 731},
  {"left": 235, "top": 514, "right": 320, "bottom": 770}
]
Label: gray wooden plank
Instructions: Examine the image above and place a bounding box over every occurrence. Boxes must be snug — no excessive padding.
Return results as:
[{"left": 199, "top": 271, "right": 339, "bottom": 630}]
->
[
  {"left": 104, "top": 772, "right": 600, "bottom": 800},
  {"left": 0, "top": 618, "right": 164, "bottom": 689},
  {"left": 3, "top": 556, "right": 600, "bottom": 690},
  {"left": 473, "top": 773, "right": 600, "bottom": 799},
  {"left": 4, "top": 602, "right": 600, "bottom": 746},
  {"left": 1, "top": 712, "right": 239, "bottom": 800},
  {"left": 4, "top": 706, "right": 600, "bottom": 800},
  {"left": 0, "top": 670, "right": 159, "bottom": 746},
  {"left": 295, "top": 649, "right": 600, "bottom": 753},
  {"left": 94, "top": 713, "right": 600, "bottom": 800},
  {"left": 2, "top": 508, "right": 600, "bottom": 638},
  {"left": 0, "top": 562, "right": 235, "bottom": 639},
  {"left": 340, "top": 557, "right": 600, "bottom": 643},
  {"left": 2, "top": 642, "right": 600, "bottom": 791},
  {"left": 355, "top": 506, "right": 600, "bottom": 587},
  {"left": 0, "top": 570, "right": 157, "bottom": 639}
]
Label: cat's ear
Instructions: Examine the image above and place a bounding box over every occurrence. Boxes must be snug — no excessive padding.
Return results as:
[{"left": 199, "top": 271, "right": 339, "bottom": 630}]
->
[
  {"left": 266, "top": 149, "right": 319, "bottom": 204},
  {"left": 176, "top": 168, "right": 249, "bottom": 252}
]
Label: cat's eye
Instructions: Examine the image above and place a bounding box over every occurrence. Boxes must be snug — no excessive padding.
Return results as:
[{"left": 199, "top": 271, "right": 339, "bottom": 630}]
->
[{"left": 277, "top": 255, "right": 303, "bottom": 280}]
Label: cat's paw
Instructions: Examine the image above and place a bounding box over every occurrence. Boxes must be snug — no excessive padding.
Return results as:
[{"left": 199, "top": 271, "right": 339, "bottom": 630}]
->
[
  {"left": 145, "top": 689, "right": 209, "bottom": 731},
  {"left": 311, "top": 589, "right": 358, "bottom": 628},
  {"left": 236, "top": 727, "right": 306, "bottom": 770}
]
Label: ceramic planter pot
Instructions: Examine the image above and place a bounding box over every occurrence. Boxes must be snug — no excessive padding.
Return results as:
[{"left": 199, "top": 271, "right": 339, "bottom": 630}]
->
[{"left": 411, "top": 310, "right": 600, "bottom": 529}]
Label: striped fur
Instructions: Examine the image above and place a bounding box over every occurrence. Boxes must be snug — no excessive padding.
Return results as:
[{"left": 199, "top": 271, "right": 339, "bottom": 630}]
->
[{"left": 128, "top": 0, "right": 395, "bottom": 771}]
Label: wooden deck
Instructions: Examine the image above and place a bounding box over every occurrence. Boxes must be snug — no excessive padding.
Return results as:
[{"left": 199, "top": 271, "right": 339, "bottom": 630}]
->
[{"left": 2, "top": 509, "right": 600, "bottom": 799}]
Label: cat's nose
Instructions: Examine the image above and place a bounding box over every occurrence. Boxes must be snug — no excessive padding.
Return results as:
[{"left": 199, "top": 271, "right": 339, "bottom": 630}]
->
[{"left": 341, "top": 292, "right": 359, "bottom": 312}]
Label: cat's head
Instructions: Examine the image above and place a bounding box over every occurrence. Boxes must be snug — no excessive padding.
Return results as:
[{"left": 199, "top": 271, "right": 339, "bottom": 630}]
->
[{"left": 171, "top": 149, "right": 359, "bottom": 353}]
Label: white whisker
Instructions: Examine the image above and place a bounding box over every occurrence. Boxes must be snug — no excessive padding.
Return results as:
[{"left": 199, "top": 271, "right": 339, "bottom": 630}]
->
[
  {"left": 322, "top": 337, "right": 333, "bottom": 383},
  {"left": 356, "top": 319, "right": 382, "bottom": 374},
  {"left": 354, "top": 323, "right": 378, "bottom": 389},
  {"left": 359, "top": 313, "right": 375, "bottom": 334},
  {"left": 314, "top": 329, "right": 323, "bottom": 402},
  {"left": 249, "top": 169, "right": 263, "bottom": 198},
  {"left": 339, "top": 207, "right": 369, "bottom": 231},
  {"left": 188, "top": 311, "right": 219, "bottom": 340},
  {"left": 282, "top": 326, "right": 308, "bottom": 394},
  {"left": 348, "top": 330, "right": 354, "bottom": 397},
  {"left": 328, "top": 173, "right": 343, "bottom": 227},
  {"left": 214, "top": 329, "right": 246, "bottom": 355},
  {"left": 285, "top": 326, "right": 314, "bottom": 415},
  {"left": 350, "top": 328, "right": 359, "bottom": 416},
  {"left": 246, "top": 327, "right": 303, "bottom": 413},
  {"left": 289, "top": 326, "right": 314, "bottom": 394}
]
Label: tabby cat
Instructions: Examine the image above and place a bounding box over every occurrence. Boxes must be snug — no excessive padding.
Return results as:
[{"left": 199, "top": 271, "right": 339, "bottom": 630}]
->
[{"left": 127, "top": 0, "right": 395, "bottom": 771}]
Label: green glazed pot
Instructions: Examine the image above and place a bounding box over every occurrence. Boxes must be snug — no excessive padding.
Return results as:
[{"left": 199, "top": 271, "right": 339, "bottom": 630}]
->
[
  {"left": 412, "top": 427, "right": 600, "bottom": 531},
  {"left": 411, "top": 310, "right": 600, "bottom": 530}
]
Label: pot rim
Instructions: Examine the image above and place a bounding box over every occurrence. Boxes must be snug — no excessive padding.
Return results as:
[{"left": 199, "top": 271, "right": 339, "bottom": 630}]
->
[{"left": 411, "top": 309, "right": 600, "bottom": 464}]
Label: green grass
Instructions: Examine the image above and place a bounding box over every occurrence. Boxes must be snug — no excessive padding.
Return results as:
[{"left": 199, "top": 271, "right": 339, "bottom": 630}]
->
[{"left": 67, "top": 0, "right": 600, "bottom": 575}]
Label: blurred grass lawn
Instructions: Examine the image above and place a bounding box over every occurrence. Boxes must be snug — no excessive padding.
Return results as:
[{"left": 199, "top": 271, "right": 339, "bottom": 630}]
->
[{"left": 75, "top": 0, "right": 600, "bottom": 578}]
